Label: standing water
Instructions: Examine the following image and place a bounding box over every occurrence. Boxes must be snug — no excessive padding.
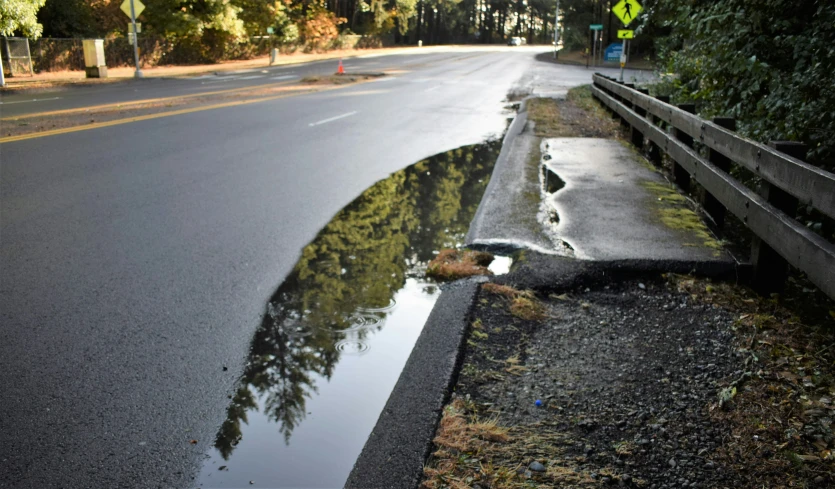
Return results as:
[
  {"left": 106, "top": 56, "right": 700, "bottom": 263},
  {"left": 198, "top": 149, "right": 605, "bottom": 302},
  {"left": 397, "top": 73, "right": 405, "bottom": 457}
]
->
[{"left": 197, "top": 140, "right": 502, "bottom": 488}]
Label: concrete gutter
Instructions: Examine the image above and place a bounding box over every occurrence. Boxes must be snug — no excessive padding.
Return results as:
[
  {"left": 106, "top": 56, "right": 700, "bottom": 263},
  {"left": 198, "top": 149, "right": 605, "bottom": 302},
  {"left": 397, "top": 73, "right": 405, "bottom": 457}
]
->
[{"left": 344, "top": 277, "right": 484, "bottom": 489}]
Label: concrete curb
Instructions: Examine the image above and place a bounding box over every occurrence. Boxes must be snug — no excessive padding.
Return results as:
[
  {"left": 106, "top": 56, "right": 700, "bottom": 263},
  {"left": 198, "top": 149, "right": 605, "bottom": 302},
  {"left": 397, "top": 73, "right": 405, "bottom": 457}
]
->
[
  {"left": 465, "top": 97, "right": 529, "bottom": 249},
  {"left": 344, "top": 278, "right": 483, "bottom": 489}
]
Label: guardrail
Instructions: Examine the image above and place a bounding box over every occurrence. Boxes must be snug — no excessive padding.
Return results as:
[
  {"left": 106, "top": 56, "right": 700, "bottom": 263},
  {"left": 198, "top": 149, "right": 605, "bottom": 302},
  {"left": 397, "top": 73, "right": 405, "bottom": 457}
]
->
[{"left": 591, "top": 73, "right": 835, "bottom": 299}]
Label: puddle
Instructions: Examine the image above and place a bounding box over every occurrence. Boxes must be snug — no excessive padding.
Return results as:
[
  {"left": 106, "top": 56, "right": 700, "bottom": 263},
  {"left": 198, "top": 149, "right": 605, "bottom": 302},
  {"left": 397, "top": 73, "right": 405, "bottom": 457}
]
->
[{"left": 196, "top": 140, "right": 501, "bottom": 488}]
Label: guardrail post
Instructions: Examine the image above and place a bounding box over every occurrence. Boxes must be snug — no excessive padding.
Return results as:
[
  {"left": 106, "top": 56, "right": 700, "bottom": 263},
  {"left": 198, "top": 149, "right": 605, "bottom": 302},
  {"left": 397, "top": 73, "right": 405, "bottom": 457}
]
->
[
  {"left": 647, "top": 95, "right": 669, "bottom": 167},
  {"left": 750, "top": 141, "right": 807, "bottom": 294},
  {"left": 611, "top": 80, "right": 626, "bottom": 121},
  {"left": 630, "top": 88, "right": 649, "bottom": 150},
  {"left": 673, "top": 104, "right": 696, "bottom": 192},
  {"left": 619, "top": 83, "right": 635, "bottom": 130},
  {"left": 703, "top": 117, "right": 737, "bottom": 227}
]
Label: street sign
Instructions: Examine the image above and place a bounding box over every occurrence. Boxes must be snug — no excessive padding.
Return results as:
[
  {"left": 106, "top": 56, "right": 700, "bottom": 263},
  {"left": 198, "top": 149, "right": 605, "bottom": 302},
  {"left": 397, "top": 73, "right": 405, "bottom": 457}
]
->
[
  {"left": 612, "top": 0, "right": 642, "bottom": 27},
  {"left": 128, "top": 23, "right": 141, "bottom": 33},
  {"left": 604, "top": 43, "right": 623, "bottom": 62},
  {"left": 266, "top": 27, "right": 275, "bottom": 34},
  {"left": 120, "top": 0, "right": 145, "bottom": 19},
  {"left": 127, "top": 33, "right": 135, "bottom": 43},
  {"left": 617, "top": 29, "right": 633, "bottom": 39},
  {"left": 590, "top": 24, "right": 603, "bottom": 30}
]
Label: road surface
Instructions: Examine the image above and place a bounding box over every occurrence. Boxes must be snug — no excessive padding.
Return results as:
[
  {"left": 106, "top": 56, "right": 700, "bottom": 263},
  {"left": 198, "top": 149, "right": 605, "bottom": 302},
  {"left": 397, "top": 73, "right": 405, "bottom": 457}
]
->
[{"left": 0, "top": 46, "right": 649, "bottom": 488}]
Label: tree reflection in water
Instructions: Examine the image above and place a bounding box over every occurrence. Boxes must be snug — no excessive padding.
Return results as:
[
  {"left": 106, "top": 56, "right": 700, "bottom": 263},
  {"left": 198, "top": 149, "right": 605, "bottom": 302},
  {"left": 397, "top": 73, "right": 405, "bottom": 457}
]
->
[{"left": 213, "top": 140, "right": 500, "bottom": 458}]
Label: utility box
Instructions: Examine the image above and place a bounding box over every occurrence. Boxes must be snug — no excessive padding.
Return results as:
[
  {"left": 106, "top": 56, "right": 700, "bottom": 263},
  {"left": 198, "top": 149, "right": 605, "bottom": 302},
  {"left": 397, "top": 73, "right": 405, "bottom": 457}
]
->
[{"left": 82, "top": 39, "right": 107, "bottom": 78}]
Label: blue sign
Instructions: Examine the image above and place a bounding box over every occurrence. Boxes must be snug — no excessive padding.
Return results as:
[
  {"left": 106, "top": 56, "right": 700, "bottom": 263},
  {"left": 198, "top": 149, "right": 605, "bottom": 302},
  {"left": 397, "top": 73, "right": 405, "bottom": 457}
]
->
[{"left": 604, "top": 43, "right": 623, "bottom": 62}]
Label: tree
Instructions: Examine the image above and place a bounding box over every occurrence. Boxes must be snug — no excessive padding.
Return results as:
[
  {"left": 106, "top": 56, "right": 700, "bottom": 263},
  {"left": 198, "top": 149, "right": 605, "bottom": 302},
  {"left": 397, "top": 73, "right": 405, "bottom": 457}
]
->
[
  {"left": 652, "top": 0, "right": 835, "bottom": 168},
  {"left": 1, "top": 0, "right": 47, "bottom": 37}
]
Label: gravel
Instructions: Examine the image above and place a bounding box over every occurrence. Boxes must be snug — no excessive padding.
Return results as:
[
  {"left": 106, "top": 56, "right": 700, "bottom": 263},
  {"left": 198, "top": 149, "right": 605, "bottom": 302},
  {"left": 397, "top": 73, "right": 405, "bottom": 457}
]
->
[{"left": 449, "top": 275, "right": 746, "bottom": 488}]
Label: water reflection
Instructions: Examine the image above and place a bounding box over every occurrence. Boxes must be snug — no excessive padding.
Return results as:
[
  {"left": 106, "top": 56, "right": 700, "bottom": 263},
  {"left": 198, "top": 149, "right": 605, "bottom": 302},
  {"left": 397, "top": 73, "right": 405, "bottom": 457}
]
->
[{"left": 201, "top": 140, "right": 500, "bottom": 486}]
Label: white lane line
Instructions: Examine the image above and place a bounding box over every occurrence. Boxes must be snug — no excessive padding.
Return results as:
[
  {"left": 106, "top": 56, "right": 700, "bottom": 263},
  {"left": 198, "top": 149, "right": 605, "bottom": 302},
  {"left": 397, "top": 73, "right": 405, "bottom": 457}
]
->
[
  {"left": 236, "top": 75, "right": 265, "bottom": 80},
  {"left": 424, "top": 86, "right": 441, "bottom": 92},
  {"left": 308, "top": 111, "right": 358, "bottom": 127},
  {"left": 0, "top": 97, "right": 61, "bottom": 105},
  {"left": 270, "top": 75, "right": 298, "bottom": 80}
]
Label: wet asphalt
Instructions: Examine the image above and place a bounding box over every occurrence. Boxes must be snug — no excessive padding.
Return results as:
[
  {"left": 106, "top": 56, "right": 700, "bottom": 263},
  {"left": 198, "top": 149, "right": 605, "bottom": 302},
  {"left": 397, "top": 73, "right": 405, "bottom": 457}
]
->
[
  {"left": 0, "top": 46, "right": 540, "bottom": 489},
  {"left": 0, "top": 47, "right": 648, "bottom": 488}
]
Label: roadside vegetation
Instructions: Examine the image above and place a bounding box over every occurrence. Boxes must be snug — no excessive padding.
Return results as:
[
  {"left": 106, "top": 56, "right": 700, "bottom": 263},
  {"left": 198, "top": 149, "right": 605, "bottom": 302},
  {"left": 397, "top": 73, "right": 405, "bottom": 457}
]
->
[
  {"left": 423, "top": 77, "right": 835, "bottom": 488},
  {"left": 527, "top": 86, "right": 619, "bottom": 139},
  {"left": 427, "top": 249, "right": 495, "bottom": 281}
]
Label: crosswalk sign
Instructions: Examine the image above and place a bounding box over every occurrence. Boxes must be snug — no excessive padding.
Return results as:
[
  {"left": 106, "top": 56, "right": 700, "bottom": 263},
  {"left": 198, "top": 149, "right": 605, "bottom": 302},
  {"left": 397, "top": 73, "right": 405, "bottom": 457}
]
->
[
  {"left": 617, "top": 30, "right": 634, "bottom": 39},
  {"left": 612, "top": 0, "right": 642, "bottom": 27}
]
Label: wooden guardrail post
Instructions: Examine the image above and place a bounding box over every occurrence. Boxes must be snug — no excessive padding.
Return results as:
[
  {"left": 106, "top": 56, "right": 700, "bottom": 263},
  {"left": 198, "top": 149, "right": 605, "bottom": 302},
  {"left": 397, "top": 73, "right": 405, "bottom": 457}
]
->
[
  {"left": 751, "top": 141, "right": 808, "bottom": 293},
  {"left": 703, "top": 117, "right": 737, "bottom": 227},
  {"left": 612, "top": 80, "right": 626, "bottom": 121},
  {"left": 619, "top": 83, "right": 636, "bottom": 130},
  {"left": 673, "top": 103, "right": 697, "bottom": 192},
  {"left": 647, "top": 95, "right": 669, "bottom": 167},
  {"left": 631, "top": 88, "right": 648, "bottom": 150}
]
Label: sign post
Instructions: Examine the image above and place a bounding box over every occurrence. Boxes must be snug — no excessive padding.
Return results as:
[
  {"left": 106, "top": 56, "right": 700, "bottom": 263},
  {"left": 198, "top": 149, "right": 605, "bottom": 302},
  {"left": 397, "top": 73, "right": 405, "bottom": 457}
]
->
[
  {"left": 554, "top": 0, "right": 560, "bottom": 58},
  {"left": 589, "top": 24, "right": 602, "bottom": 68},
  {"left": 120, "top": 0, "right": 145, "bottom": 78},
  {"left": 612, "top": 0, "right": 642, "bottom": 81}
]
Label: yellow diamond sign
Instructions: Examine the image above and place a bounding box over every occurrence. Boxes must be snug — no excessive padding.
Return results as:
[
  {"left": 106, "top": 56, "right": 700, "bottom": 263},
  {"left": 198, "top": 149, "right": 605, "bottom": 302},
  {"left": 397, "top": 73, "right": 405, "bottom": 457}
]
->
[
  {"left": 612, "top": 0, "right": 642, "bottom": 27},
  {"left": 120, "top": 0, "right": 145, "bottom": 19}
]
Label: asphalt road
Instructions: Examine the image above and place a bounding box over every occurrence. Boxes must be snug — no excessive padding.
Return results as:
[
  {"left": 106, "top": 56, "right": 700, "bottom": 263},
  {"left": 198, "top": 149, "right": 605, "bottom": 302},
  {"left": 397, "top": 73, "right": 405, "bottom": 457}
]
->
[
  {"left": 0, "top": 46, "right": 645, "bottom": 488},
  {"left": 0, "top": 49, "right": 516, "bottom": 117}
]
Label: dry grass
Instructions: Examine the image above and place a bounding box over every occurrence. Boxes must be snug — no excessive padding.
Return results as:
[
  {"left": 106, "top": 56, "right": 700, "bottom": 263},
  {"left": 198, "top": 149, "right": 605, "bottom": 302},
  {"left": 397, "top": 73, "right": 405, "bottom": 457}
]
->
[
  {"left": 426, "top": 249, "right": 494, "bottom": 281},
  {"left": 527, "top": 98, "right": 570, "bottom": 137},
  {"left": 481, "top": 283, "right": 546, "bottom": 321},
  {"left": 421, "top": 398, "right": 598, "bottom": 489}
]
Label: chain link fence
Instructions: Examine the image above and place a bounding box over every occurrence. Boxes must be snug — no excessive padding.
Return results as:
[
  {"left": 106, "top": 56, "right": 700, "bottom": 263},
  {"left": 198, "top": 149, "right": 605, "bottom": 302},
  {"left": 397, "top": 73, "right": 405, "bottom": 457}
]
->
[
  {"left": 4, "top": 35, "right": 391, "bottom": 75},
  {"left": 4, "top": 36, "right": 275, "bottom": 75},
  {"left": 2, "top": 37, "right": 34, "bottom": 76}
]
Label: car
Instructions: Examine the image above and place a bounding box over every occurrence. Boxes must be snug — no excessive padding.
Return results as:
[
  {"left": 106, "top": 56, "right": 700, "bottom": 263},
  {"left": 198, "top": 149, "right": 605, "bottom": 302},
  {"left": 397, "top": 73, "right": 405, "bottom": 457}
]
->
[{"left": 508, "top": 37, "right": 524, "bottom": 46}]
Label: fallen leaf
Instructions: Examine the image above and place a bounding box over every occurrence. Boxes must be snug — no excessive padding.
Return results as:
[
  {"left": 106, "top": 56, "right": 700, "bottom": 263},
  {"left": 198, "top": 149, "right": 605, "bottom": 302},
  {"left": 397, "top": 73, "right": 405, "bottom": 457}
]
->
[{"left": 189, "top": 439, "right": 198, "bottom": 445}]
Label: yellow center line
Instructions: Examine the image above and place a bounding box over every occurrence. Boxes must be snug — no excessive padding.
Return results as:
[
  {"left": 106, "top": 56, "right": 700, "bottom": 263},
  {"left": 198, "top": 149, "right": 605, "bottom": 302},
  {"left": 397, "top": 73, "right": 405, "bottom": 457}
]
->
[
  {"left": 0, "top": 83, "right": 349, "bottom": 145},
  {"left": 0, "top": 79, "right": 302, "bottom": 121}
]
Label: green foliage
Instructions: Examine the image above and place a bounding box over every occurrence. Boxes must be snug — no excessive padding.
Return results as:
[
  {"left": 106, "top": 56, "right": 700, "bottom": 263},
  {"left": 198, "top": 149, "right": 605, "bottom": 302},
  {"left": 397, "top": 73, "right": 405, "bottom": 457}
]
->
[
  {"left": 0, "top": 0, "right": 47, "bottom": 37},
  {"left": 653, "top": 0, "right": 835, "bottom": 168},
  {"left": 37, "top": 0, "right": 95, "bottom": 37}
]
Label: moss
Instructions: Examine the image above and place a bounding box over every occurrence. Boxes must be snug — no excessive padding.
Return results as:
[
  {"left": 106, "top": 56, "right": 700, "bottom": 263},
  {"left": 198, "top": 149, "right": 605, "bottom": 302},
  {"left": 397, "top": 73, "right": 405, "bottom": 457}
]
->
[
  {"left": 618, "top": 139, "right": 660, "bottom": 172},
  {"left": 640, "top": 180, "right": 723, "bottom": 253}
]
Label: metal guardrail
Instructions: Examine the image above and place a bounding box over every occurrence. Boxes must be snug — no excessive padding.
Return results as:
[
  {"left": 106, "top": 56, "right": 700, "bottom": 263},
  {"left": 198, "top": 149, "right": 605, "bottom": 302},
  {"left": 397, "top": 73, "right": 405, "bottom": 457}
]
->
[{"left": 591, "top": 73, "right": 835, "bottom": 299}]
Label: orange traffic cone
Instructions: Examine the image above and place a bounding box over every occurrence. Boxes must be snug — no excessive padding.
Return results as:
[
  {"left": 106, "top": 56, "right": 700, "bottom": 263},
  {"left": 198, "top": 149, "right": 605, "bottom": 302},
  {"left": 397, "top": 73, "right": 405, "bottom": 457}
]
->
[{"left": 337, "top": 58, "right": 345, "bottom": 75}]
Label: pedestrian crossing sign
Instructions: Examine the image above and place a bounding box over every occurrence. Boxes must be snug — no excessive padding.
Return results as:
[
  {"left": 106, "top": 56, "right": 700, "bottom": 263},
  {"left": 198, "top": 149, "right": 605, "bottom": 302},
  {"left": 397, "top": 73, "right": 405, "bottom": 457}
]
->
[
  {"left": 612, "top": 0, "right": 642, "bottom": 27},
  {"left": 617, "top": 30, "right": 634, "bottom": 39}
]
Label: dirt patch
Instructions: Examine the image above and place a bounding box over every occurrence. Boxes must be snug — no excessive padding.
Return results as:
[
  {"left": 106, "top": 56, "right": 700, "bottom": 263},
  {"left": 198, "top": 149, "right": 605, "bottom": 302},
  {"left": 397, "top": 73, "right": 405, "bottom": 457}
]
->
[
  {"left": 301, "top": 74, "right": 383, "bottom": 85},
  {"left": 526, "top": 86, "right": 620, "bottom": 138},
  {"left": 421, "top": 268, "right": 835, "bottom": 488},
  {"left": 427, "top": 249, "right": 495, "bottom": 281}
]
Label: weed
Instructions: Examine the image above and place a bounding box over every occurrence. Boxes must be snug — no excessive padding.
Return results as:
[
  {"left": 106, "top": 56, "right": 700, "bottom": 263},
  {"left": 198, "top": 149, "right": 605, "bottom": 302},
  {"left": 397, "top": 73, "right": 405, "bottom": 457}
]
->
[
  {"left": 481, "top": 283, "right": 546, "bottom": 321},
  {"left": 427, "top": 249, "right": 494, "bottom": 281}
]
